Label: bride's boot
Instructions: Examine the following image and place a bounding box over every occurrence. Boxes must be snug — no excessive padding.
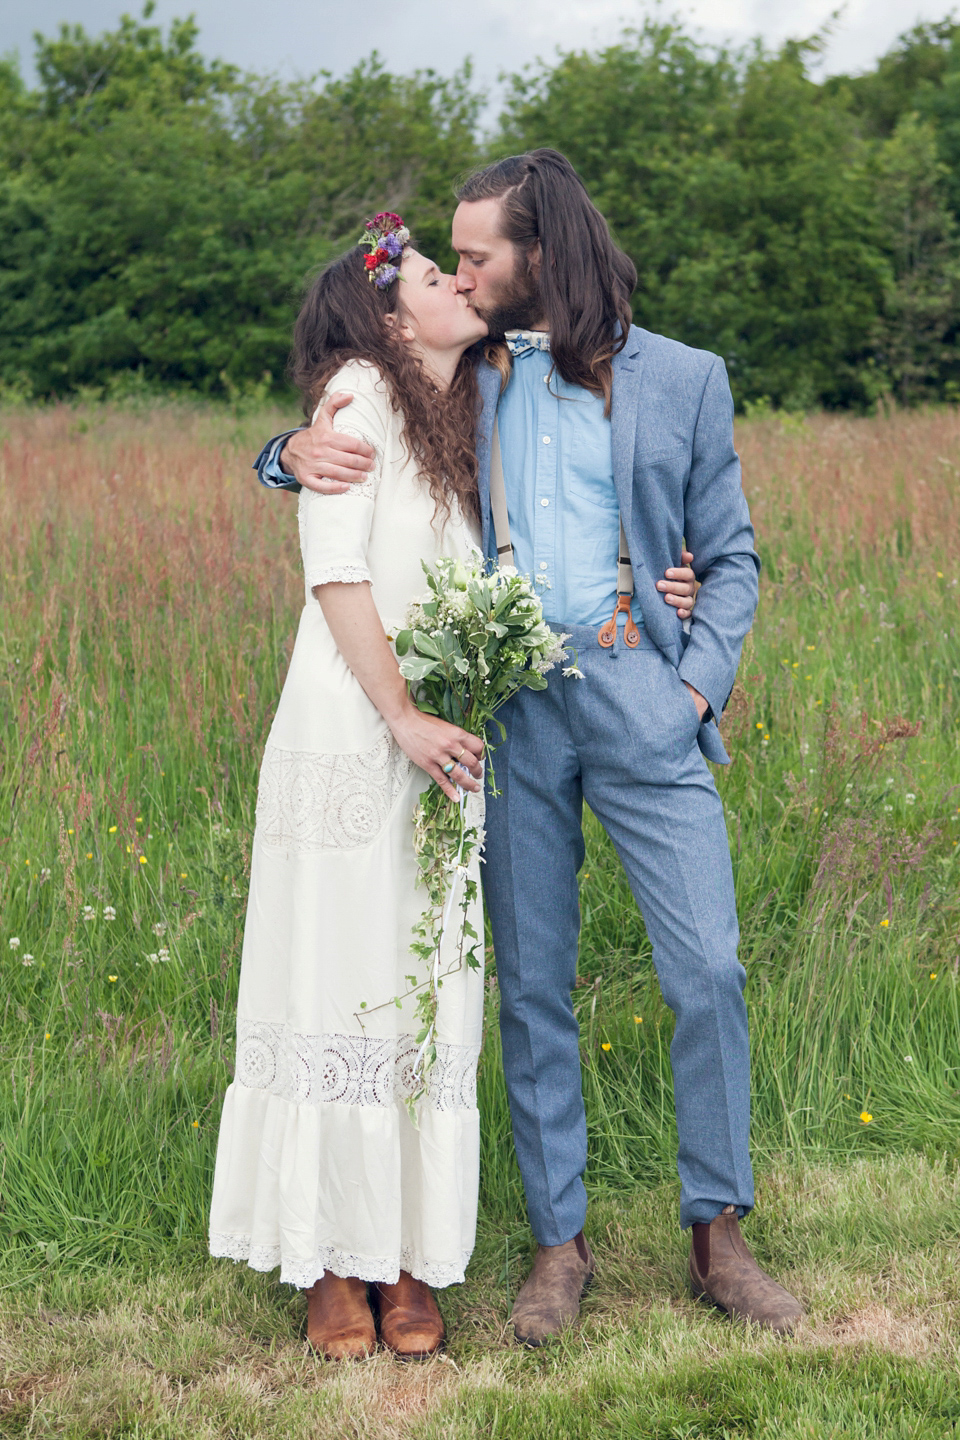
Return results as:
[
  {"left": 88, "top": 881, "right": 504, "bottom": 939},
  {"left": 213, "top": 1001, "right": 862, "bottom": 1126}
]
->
[
  {"left": 373, "top": 1270, "right": 445, "bottom": 1358},
  {"left": 305, "top": 1273, "right": 377, "bottom": 1360}
]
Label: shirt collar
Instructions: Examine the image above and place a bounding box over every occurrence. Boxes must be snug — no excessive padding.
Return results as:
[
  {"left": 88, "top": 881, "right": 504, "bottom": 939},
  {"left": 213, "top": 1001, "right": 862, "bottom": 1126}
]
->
[{"left": 505, "top": 329, "right": 551, "bottom": 358}]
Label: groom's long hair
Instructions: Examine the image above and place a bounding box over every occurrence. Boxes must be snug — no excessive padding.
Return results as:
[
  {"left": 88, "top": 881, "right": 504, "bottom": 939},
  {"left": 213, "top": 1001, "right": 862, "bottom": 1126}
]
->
[{"left": 456, "top": 150, "right": 636, "bottom": 414}]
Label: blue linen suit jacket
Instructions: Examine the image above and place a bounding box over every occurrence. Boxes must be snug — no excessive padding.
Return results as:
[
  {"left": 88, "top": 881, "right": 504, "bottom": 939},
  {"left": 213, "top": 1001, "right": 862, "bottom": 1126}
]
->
[{"left": 473, "top": 326, "right": 759, "bottom": 766}]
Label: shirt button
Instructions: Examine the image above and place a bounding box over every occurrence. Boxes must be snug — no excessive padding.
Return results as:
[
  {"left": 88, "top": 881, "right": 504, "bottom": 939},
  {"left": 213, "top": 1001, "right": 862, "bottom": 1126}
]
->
[
  {"left": 539, "top": 561, "right": 548, "bottom": 571},
  {"left": 540, "top": 498, "right": 550, "bottom": 507},
  {"left": 542, "top": 436, "right": 551, "bottom": 444}
]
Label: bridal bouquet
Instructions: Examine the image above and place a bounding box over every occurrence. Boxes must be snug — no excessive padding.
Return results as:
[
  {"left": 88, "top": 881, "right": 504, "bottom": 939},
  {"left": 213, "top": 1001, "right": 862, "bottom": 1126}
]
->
[{"left": 392, "top": 551, "right": 568, "bottom": 1100}]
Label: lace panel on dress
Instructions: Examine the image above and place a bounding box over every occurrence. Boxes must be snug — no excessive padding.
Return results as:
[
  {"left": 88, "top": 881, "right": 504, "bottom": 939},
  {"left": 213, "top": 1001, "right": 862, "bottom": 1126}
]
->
[
  {"left": 255, "top": 735, "right": 413, "bottom": 852},
  {"left": 208, "top": 1232, "right": 473, "bottom": 1289},
  {"left": 234, "top": 1020, "right": 480, "bottom": 1112}
]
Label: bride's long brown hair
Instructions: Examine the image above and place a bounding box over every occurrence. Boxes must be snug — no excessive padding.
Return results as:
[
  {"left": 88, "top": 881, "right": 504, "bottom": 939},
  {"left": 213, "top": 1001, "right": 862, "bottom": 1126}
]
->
[{"left": 290, "top": 245, "right": 481, "bottom": 525}]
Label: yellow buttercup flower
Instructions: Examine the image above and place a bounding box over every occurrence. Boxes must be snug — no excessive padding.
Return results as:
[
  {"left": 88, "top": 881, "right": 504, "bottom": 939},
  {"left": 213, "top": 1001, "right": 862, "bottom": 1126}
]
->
[
  {"left": 879, "top": 918, "right": 889, "bottom": 928},
  {"left": 601, "top": 1042, "right": 612, "bottom": 1052},
  {"left": 755, "top": 722, "right": 763, "bottom": 730},
  {"left": 139, "top": 856, "right": 147, "bottom": 865},
  {"left": 930, "top": 972, "right": 938, "bottom": 980},
  {"left": 192, "top": 1120, "right": 200, "bottom": 1128},
  {"left": 108, "top": 826, "right": 117, "bottom": 833},
  {"left": 860, "top": 1111, "right": 873, "bottom": 1124},
  {"left": 108, "top": 975, "right": 118, "bottom": 983},
  {"left": 634, "top": 1015, "right": 643, "bottom": 1024}
]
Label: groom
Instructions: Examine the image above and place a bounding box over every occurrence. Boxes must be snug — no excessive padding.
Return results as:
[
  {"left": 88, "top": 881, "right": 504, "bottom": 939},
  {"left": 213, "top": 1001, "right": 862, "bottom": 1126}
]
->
[{"left": 253, "top": 149, "right": 803, "bottom": 1340}]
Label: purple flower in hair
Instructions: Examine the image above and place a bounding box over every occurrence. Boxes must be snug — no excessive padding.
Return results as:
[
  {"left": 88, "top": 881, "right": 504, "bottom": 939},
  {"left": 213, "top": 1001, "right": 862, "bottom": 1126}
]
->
[
  {"left": 375, "top": 264, "right": 399, "bottom": 288},
  {"left": 382, "top": 232, "right": 404, "bottom": 258}
]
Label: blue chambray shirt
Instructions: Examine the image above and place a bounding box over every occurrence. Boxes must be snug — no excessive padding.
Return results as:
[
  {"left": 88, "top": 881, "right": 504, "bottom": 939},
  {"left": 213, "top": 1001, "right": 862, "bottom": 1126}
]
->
[{"left": 497, "top": 338, "right": 628, "bottom": 629}]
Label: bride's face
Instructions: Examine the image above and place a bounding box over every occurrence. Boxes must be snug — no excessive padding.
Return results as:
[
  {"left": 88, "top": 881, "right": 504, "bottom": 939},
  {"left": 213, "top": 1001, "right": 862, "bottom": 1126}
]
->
[{"left": 395, "top": 248, "right": 489, "bottom": 354}]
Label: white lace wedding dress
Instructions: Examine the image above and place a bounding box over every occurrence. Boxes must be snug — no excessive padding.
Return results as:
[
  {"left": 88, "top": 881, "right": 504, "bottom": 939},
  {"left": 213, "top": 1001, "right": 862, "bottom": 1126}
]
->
[{"left": 209, "top": 360, "right": 485, "bottom": 1289}]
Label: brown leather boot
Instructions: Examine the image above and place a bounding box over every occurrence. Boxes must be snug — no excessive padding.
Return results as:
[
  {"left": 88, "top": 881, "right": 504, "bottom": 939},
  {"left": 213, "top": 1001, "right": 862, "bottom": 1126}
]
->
[
  {"left": 305, "top": 1273, "right": 377, "bottom": 1361},
  {"left": 372, "top": 1271, "right": 445, "bottom": 1358},
  {"left": 690, "top": 1206, "right": 804, "bottom": 1334},
  {"left": 510, "top": 1232, "right": 595, "bottom": 1347}
]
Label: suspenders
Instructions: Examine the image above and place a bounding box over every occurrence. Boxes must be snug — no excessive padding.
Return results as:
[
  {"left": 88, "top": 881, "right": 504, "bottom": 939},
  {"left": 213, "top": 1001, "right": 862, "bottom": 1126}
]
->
[{"left": 489, "top": 418, "right": 641, "bottom": 649}]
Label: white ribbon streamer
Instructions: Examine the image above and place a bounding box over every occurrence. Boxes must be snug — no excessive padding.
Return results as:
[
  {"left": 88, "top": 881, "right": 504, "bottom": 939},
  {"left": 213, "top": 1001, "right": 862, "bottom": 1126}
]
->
[{"left": 413, "top": 784, "right": 469, "bottom": 1082}]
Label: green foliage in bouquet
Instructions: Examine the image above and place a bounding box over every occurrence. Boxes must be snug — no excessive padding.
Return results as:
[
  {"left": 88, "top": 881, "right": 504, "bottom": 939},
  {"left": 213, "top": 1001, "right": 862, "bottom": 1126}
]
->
[{"left": 387, "top": 553, "right": 570, "bottom": 1106}]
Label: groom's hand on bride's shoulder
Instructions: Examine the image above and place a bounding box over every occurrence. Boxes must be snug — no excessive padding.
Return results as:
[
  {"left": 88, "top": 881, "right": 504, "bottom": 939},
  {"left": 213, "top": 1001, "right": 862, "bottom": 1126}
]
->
[{"left": 279, "top": 392, "right": 376, "bottom": 494}]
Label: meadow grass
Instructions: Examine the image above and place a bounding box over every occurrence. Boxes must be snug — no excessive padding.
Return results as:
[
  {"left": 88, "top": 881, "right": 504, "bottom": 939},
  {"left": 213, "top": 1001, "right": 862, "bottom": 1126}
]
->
[{"left": 0, "top": 399, "right": 958, "bottom": 1437}]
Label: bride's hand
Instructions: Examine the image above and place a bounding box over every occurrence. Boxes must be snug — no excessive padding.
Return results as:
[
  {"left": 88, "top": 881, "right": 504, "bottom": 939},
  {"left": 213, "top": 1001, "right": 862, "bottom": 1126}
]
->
[
  {"left": 389, "top": 706, "right": 485, "bottom": 802},
  {"left": 656, "top": 550, "right": 698, "bottom": 619}
]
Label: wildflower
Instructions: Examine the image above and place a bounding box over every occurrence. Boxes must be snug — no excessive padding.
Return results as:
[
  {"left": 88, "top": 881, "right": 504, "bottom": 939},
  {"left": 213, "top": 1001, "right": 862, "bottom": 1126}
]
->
[
  {"left": 135, "top": 816, "right": 143, "bottom": 823},
  {"left": 146, "top": 953, "right": 159, "bottom": 963},
  {"left": 883, "top": 805, "right": 893, "bottom": 813},
  {"left": 139, "top": 856, "right": 147, "bottom": 865},
  {"left": 9, "top": 937, "right": 20, "bottom": 950},
  {"left": 904, "top": 1055, "right": 913, "bottom": 1063},
  {"left": 806, "top": 645, "right": 816, "bottom": 651},
  {"left": 755, "top": 722, "right": 763, "bottom": 730},
  {"left": 936, "top": 571, "right": 944, "bottom": 578},
  {"left": 25, "top": 859, "right": 30, "bottom": 866},
  {"left": 879, "top": 918, "right": 889, "bottom": 928},
  {"left": 68, "top": 829, "right": 74, "bottom": 835},
  {"left": 22, "top": 955, "right": 34, "bottom": 966},
  {"left": 601, "top": 1042, "right": 612, "bottom": 1051},
  {"left": 152, "top": 922, "right": 167, "bottom": 937},
  {"left": 104, "top": 906, "right": 116, "bottom": 921},
  {"left": 180, "top": 872, "right": 187, "bottom": 879},
  {"left": 633, "top": 1015, "right": 643, "bottom": 1024},
  {"left": 86, "top": 852, "right": 93, "bottom": 859},
  {"left": 792, "top": 662, "right": 798, "bottom": 669},
  {"left": 562, "top": 664, "right": 584, "bottom": 680},
  {"left": 860, "top": 1111, "right": 873, "bottom": 1124},
  {"left": 905, "top": 793, "right": 916, "bottom": 805},
  {"left": 158, "top": 948, "right": 170, "bottom": 961},
  {"left": 44, "top": 1032, "right": 51, "bottom": 1040},
  {"left": 82, "top": 905, "right": 96, "bottom": 922},
  {"left": 192, "top": 1120, "right": 199, "bottom": 1128},
  {"left": 930, "top": 972, "right": 937, "bottom": 980},
  {"left": 108, "top": 975, "right": 117, "bottom": 983},
  {"left": 108, "top": 826, "right": 117, "bottom": 834},
  {"left": 40, "top": 867, "right": 51, "bottom": 880}
]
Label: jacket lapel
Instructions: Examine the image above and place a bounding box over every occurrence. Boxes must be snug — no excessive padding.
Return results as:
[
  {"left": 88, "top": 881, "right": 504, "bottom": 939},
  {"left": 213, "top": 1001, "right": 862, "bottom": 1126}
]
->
[
  {"left": 476, "top": 361, "right": 501, "bottom": 559},
  {"left": 611, "top": 332, "right": 642, "bottom": 545}
]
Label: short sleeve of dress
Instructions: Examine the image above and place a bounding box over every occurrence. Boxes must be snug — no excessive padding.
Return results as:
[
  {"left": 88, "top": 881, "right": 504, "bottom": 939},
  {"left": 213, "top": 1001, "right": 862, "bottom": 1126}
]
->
[{"left": 298, "top": 363, "right": 389, "bottom": 592}]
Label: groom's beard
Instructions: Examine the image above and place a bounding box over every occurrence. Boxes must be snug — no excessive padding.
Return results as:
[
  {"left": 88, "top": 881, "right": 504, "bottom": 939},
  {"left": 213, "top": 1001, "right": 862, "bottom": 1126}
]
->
[{"left": 470, "top": 259, "right": 543, "bottom": 340}]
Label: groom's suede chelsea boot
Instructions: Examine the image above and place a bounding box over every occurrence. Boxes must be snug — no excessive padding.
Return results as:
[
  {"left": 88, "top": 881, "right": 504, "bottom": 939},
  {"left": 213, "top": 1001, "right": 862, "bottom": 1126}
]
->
[
  {"left": 689, "top": 1207, "right": 804, "bottom": 1334},
  {"left": 510, "top": 1231, "right": 595, "bottom": 1346},
  {"left": 305, "top": 1273, "right": 377, "bottom": 1360}
]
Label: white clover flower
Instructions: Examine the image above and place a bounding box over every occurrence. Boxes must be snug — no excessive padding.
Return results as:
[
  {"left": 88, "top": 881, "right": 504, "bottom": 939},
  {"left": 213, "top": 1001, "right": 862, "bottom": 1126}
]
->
[
  {"left": 146, "top": 952, "right": 159, "bottom": 963},
  {"left": 905, "top": 793, "right": 916, "bottom": 805},
  {"left": 40, "top": 867, "right": 52, "bottom": 881},
  {"left": 22, "top": 954, "right": 34, "bottom": 966},
  {"left": 103, "top": 906, "right": 116, "bottom": 921},
  {"left": 904, "top": 1055, "right": 913, "bottom": 1063},
  {"left": 158, "top": 947, "right": 170, "bottom": 961},
  {"left": 9, "top": 937, "right": 20, "bottom": 950},
  {"left": 82, "top": 905, "right": 96, "bottom": 922},
  {"left": 152, "top": 921, "right": 167, "bottom": 937},
  {"left": 883, "top": 804, "right": 894, "bottom": 812}
]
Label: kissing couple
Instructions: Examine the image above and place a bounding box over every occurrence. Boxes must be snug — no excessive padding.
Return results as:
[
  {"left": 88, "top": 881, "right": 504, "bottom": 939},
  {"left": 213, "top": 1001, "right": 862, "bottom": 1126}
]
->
[{"left": 208, "top": 149, "right": 803, "bottom": 1357}]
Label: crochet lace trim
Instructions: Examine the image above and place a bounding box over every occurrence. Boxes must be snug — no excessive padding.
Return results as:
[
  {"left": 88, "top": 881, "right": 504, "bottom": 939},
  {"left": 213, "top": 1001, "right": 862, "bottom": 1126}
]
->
[
  {"left": 255, "top": 734, "right": 413, "bottom": 852},
  {"left": 208, "top": 1232, "right": 470, "bottom": 1289},
  {"left": 234, "top": 1021, "right": 480, "bottom": 1111}
]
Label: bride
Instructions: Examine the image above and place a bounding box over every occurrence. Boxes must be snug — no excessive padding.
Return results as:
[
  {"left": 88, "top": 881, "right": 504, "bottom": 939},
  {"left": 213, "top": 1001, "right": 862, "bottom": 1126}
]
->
[{"left": 209, "top": 213, "right": 698, "bottom": 1360}]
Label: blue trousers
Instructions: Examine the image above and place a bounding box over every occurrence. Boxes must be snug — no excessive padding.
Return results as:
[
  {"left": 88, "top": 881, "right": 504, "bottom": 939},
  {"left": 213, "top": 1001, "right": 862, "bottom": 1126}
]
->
[{"left": 482, "top": 623, "right": 754, "bottom": 1241}]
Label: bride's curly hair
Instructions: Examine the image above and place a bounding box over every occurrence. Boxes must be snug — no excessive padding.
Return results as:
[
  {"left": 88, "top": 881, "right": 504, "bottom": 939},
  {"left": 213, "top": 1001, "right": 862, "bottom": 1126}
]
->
[{"left": 289, "top": 244, "right": 480, "bottom": 526}]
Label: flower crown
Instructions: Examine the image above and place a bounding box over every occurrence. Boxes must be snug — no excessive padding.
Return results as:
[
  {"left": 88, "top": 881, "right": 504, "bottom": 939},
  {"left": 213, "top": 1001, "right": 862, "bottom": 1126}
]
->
[{"left": 359, "top": 211, "right": 410, "bottom": 289}]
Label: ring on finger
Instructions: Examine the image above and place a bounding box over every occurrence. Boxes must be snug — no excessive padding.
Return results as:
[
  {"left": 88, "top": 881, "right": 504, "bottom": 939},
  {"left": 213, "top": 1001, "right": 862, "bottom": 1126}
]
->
[{"left": 442, "top": 761, "right": 455, "bottom": 775}]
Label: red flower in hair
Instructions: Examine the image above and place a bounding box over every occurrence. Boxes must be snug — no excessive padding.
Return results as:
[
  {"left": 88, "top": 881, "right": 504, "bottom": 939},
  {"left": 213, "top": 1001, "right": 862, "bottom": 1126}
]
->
[{"left": 364, "top": 253, "right": 379, "bottom": 270}]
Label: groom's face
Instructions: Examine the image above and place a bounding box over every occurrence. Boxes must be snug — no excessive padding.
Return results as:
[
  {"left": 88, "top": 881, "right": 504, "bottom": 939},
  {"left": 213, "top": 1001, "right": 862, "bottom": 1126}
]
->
[{"left": 452, "top": 198, "right": 543, "bottom": 338}]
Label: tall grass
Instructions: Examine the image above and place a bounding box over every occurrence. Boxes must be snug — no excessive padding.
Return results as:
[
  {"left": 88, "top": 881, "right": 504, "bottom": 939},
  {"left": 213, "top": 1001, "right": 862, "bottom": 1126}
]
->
[{"left": 0, "top": 399, "right": 958, "bottom": 1287}]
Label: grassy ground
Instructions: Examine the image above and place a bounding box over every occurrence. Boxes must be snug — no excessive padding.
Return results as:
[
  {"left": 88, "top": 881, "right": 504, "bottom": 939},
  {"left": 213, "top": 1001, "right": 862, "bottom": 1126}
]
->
[{"left": 1, "top": 399, "right": 958, "bottom": 1437}]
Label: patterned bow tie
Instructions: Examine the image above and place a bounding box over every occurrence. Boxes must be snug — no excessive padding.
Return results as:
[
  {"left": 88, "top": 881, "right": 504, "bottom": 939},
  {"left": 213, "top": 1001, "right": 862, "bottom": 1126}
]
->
[{"left": 505, "top": 329, "right": 551, "bottom": 357}]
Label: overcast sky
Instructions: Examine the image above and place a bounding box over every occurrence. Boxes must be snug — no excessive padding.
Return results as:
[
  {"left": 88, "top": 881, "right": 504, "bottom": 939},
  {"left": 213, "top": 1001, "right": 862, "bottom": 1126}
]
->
[{"left": 3, "top": 0, "right": 957, "bottom": 99}]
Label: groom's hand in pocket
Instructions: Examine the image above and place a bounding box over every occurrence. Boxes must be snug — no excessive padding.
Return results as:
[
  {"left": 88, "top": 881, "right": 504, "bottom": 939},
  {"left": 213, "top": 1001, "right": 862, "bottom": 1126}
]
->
[{"left": 279, "top": 392, "right": 376, "bottom": 493}]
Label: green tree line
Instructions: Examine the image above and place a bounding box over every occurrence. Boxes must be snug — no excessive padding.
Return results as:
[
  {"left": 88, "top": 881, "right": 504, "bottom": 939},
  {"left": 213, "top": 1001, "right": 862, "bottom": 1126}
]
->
[{"left": 4, "top": 4, "right": 960, "bottom": 409}]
